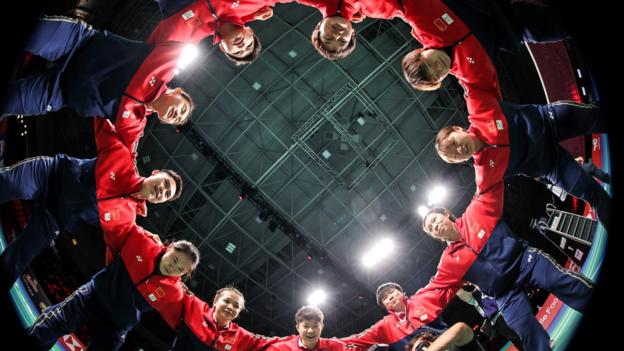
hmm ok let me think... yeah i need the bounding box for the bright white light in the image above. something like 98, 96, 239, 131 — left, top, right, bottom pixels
177, 45, 199, 70
427, 185, 447, 205
362, 238, 395, 268
417, 205, 430, 218
307, 289, 327, 306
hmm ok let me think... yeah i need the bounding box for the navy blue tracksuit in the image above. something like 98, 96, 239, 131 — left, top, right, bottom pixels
442, 0, 569, 56
464, 220, 594, 351
1, 15, 151, 118
502, 101, 610, 228
0, 155, 97, 291
26, 256, 154, 350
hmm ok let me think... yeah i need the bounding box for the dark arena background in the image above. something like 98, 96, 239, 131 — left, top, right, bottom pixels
1, 0, 619, 350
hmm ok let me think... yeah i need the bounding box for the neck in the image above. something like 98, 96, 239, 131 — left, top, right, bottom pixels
447, 224, 460, 242
213, 312, 230, 329
131, 188, 148, 201
301, 338, 319, 350
145, 99, 156, 109
472, 134, 488, 153
394, 299, 407, 314
145, 99, 162, 116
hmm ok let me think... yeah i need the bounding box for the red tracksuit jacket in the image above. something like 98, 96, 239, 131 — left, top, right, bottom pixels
267, 335, 361, 351
343, 182, 504, 348
148, 0, 291, 44
294, 0, 361, 20
340, 296, 431, 348
111, 42, 188, 152
94, 118, 144, 200
95, 117, 151, 264
465, 88, 510, 194
172, 293, 281, 350
97, 198, 187, 330
448, 34, 501, 99
407, 181, 504, 322
306, 0, 499, 98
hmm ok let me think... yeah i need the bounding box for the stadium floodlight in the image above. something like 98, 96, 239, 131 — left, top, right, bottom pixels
362, 238, 395, 268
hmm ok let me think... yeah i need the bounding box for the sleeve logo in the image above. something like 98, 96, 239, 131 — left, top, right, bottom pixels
495, 120, 504, 130
182, 10, 195, 20
441, 13, 454, 24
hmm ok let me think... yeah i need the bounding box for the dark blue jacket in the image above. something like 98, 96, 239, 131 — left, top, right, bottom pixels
92, 254, 155, 330
49, 154, 98, 233
442, 0, 522, 55
61, 30, 153, 119
464, 220, 527, 299
501, 102, 554, 179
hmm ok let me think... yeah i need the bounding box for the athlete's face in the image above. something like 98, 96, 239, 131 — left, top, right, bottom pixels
220, 26, 255, 59
155, 89, 191, 125
423, 212, 459, 241
420, 49, 451, 83
296, 320, 323, 347
438, 127, 476, 163
213, 290, 244, 323
137, 170, 177, 204
159, 247, 193, 277
319, 16, 353, 52
381, 288, 406, 312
